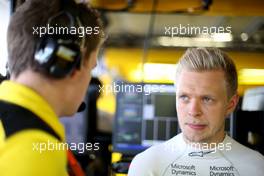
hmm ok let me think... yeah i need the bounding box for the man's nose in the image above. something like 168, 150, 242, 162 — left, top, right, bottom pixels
188, 99, 202, 118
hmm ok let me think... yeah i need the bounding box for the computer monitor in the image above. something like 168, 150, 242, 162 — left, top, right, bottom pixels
113, 83, 178, 155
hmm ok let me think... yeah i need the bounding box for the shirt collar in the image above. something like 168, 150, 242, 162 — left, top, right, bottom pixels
0, 81, 65, 141
179, 133, 230, 158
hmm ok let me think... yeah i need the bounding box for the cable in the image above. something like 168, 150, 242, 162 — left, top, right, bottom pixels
141, 0, 158, 83
139, 0, 158, 146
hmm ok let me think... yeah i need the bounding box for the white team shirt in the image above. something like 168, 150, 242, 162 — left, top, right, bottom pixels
128, 133, 264, 176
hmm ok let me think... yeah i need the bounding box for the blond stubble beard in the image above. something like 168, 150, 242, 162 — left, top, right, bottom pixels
181, 121, 225, 144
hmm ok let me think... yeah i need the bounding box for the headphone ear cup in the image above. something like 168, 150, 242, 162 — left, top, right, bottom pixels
49, 42, 82, 78
34, 2, 83, 78
34, 37, 57, 68
35, 36, 82, 78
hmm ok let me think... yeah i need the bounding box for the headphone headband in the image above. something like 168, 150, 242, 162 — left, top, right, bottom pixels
34, 0, 85, 78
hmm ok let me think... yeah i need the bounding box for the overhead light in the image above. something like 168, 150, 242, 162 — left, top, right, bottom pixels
157, 36, 226, 48
132, 67, 264, 85
238, 69, 264, 85
130, 63, 176, 83
240, 33, 249, 42
211, 33, 233, 42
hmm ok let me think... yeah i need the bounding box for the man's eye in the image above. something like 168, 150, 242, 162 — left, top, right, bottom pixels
179, 95, 189, 102
203, 97, 213, 103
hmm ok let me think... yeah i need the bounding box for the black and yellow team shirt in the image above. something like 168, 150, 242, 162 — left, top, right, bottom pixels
0, 81, 68, 176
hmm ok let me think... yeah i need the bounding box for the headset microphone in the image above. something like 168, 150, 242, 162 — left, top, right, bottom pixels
77, 102, 86, 112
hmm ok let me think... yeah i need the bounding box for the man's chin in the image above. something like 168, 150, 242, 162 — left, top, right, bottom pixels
60, 107, 78, 117
183, 132, 210, 143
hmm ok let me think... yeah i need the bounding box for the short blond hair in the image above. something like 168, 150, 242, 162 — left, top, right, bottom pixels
175, 48, 238, 98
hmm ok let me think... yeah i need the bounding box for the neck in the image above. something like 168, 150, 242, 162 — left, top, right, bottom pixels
11, 70, 68, 116
183, 130, 226, 150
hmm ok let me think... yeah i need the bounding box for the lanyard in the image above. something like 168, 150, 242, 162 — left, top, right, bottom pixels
67, 150, 85, 176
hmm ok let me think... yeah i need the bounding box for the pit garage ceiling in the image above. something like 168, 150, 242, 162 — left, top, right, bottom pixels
105, 14, 264, 50
88, 0, 264, 51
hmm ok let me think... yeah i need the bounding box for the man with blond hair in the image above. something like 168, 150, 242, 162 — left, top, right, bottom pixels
128, 48, 264, 176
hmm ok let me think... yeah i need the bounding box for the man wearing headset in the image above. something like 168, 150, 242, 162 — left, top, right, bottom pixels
0, 0, 103, 175
128, 48, 264, 176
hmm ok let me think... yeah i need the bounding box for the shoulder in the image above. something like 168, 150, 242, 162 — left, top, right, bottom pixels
0, 130, 68, 176
227, 136, 264, 158
224, 136, 264, 168
133, 134, 183, 161
128, 134, 184, 175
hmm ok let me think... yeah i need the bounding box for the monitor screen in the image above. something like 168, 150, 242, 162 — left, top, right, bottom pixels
113, 83, 178, 155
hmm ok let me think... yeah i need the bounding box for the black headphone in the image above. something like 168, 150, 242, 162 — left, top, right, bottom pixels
34, 0, 85, 78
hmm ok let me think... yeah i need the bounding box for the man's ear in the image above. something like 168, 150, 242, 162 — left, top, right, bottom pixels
226, 93, 240, 116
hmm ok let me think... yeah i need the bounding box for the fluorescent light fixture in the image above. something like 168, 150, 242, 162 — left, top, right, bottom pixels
130, 63, 176, 83
211, 33, 233, 42
157, 36, 226, 48
131, 67, 264, 85
239, 69, 264, 85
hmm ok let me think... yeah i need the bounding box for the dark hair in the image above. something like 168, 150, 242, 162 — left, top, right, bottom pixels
7, 0, 103, 77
